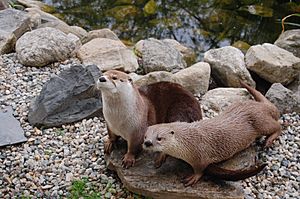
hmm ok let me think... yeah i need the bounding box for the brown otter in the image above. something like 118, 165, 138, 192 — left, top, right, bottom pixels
96, 70, 202, 168
143, 81, 281, 186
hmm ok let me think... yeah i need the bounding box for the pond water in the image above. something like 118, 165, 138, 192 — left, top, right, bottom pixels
42, 0, 300, 59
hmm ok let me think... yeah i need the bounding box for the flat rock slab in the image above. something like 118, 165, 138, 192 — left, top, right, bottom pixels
0, 106, 27, 147
105, 140, 261, 199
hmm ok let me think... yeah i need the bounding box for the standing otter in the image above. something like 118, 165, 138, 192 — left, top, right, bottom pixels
144, 81, 281, 186
96, 70, 202, 168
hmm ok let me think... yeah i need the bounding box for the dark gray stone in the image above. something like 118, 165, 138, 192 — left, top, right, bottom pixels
0, 8, 31, 54
265, 83, 300, 114
28, 64, 103, 127
0, 106, 27, 147
105, 140, 264, 199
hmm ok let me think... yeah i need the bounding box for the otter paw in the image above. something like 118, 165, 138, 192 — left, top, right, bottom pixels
154, 153, 167, 168
181, 173, 202, 187
122, 153, 136, 169
104, 139, 113, 155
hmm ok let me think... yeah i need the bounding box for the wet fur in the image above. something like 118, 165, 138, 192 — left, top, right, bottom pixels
144, 81, 281, 186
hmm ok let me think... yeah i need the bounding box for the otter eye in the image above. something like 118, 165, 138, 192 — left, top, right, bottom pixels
157, 137, 162, 141
170, 131, 174, 135
112, 76, 117, 80
128, 78, 132, 82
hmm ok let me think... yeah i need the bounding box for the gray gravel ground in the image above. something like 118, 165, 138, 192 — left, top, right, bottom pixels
0, 53, 299, 198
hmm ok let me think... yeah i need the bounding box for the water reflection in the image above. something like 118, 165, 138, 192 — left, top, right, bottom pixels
42, 0, 300, 59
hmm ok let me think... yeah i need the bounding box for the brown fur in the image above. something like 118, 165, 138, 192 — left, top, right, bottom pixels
96, 70, 202, 168
144, 81, 281, 186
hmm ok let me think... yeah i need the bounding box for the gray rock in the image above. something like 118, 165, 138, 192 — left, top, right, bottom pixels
265, 83, 300, 114
245, 43, 300, 85
28, 64, 103, 127
201, 88, 252, 113
105, 140, 253, 199
25, 8, 88, 40
0, 8, 31, 54
174, 62, 211, 95
204, 46, 255, 87
82, 28, 120, 44
77, 38, 138, 72
274, 29, 300, 58
0, 0, 9, 10
162, 39, 196, 66
0, 106, 27, 147
17, 0, 49, 9
16, 27, 81, 67
134, 71, 175, 87
134, 38, 187, 73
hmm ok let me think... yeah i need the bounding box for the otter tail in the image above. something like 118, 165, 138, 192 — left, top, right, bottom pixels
240, 80, 280, 119
239, 81, 269, 104
205, 162, 267, 181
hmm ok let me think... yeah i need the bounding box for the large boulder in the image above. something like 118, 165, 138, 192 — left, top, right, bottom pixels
174, 62, 211, 95
274, 29, 300, 58
77, 38, 138, 72
82, 28, 119, 44
25, 8, 88, 40
16, 27, 81, 67
134, 38, 187, 74
265, 83, 300, 114
245, 43, 300, 85
28, 64, 103, 127
201, 88, 252, 113
0, 8, 31, 54
162, 39, 196, 66
204, 46, 255, 87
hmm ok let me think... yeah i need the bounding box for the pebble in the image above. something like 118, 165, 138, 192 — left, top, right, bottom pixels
0, 53, 299, 198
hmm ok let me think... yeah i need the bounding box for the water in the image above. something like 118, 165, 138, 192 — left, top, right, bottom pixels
42, 0, 300, 59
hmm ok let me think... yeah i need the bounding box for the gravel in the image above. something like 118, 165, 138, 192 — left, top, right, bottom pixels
0, 53, 299, 198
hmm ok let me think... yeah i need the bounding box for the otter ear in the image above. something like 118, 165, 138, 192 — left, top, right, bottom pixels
170, 131, 175, 135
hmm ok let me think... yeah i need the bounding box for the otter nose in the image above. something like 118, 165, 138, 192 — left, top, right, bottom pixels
99, 76, 106, 82
144, 140, 153, 147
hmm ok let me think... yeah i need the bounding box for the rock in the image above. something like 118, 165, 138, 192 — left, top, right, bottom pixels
16, 27, 81, 67
134, 38, 187, 74
0, 0, 9, 10
201, 88, 252, 113
173, 62, 211, 95
134, 71, 175, 87
265, 83, 300, 114
28, 64, 103, 127
274, 29, 300, 58
232, 41, 251, 54
162, 39, 196, 66
106, 140, 251, 199
204, 46, 255, 87
0, 9, 31, 54
245, 43, 300, 85
77, 38, 138, 72
25, 8, 88, 40
82, 28, 119, 44
0, 106, 27, 147
17, 0, 50, 10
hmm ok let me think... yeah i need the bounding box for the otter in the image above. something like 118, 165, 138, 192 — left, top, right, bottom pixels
96, 70, 202, 168
143, 81, 281, 186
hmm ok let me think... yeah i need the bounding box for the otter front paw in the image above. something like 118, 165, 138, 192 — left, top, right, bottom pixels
181, 173, 202, 187
122, 153, 136, 169
104, 139, 113, 155
154, 153, 167, 168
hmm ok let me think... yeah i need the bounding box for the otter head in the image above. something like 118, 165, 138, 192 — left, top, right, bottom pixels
96, 70, 133, 94
143, 123, 178, 153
